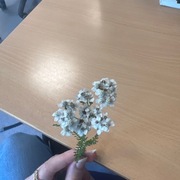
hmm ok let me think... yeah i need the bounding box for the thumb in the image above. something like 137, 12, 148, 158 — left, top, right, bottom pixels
65, 157, 87, 180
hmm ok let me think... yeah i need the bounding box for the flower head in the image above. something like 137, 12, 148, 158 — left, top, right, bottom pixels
92, 105, 102, 116
92, 78, 117, 108
58, 100, 77, 112
53, 109, 78, 136
79, 106, 93, 122
91, 113, 115, 135
75, 120, 91, 137
77, 89, 94, 105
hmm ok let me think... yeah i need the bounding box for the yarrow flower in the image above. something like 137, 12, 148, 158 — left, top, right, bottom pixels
77, 89, 94, 105
79, 106, 93, 122
91, 113, 115, 135
52, 109, 77, 136
92, 78, 117, 108
58, 100, 77, 112
52, 78, 117, 161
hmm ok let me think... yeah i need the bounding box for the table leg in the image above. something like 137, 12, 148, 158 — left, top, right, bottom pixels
0, 0, 6, 10
18, 0, 27, 18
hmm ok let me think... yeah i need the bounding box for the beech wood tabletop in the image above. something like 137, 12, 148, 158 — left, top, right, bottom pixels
0, 0, 180, 179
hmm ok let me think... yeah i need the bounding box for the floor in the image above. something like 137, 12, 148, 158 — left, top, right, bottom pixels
0, 0, 41, 43
0, 110, 41, 144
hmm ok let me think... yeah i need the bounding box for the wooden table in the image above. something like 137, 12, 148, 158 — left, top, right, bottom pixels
0, 0, 180, 179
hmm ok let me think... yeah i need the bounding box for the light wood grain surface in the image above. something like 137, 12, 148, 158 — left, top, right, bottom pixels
0, 0, 180, 179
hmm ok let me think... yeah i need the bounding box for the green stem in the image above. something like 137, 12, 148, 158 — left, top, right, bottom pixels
53, 124, 60, 127
73, 132, 99, 162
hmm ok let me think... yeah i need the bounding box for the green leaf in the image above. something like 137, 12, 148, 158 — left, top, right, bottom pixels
73, 133, 99, 162
85, 134, 98, 146
53, 124, 60, 127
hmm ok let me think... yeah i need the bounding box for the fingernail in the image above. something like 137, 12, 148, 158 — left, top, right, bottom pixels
88, 149, 96, 155
91, 149, 96, 154
76, 157, 87, 169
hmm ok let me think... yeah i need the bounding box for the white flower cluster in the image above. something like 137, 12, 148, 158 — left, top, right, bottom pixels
92, 78, 117, 108
91, 112, 115, 135
52, 78, 117, 137
77, 89, 94, 105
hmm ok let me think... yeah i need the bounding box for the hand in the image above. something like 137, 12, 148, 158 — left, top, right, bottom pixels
26, 149, 96, 180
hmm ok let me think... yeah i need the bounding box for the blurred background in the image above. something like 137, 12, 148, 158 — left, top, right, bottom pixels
0, 0, 41, 43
